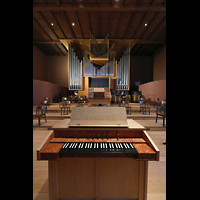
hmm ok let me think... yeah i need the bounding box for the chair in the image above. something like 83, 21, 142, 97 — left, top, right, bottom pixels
33, 105, 47, 126
44, 97, 50, 106
140, 100, 150, 115
41, 100, 48, 106
59, 97, 67, 108
124, 101, 131, 114
60, 101, 70, 115
154, 98, 159, 105
155, 104, 166, 127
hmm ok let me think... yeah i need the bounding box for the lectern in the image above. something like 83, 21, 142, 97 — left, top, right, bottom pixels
37, 107, 159, 200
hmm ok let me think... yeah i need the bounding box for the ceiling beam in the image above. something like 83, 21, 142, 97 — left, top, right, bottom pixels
33, 39, 165, 44
138, 40, 166, 44
33, 40, 61, 44
33, 5, 166, 12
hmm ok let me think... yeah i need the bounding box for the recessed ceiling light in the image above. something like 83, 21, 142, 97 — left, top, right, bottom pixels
51, 23, 54, 26
72, 23, 75, 26
145, 23, 147, 26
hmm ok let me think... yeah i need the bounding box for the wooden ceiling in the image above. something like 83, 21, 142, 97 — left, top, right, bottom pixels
33, 0, 166, 61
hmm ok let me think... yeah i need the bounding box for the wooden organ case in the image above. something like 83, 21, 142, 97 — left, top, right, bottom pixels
37, 107, 159, 200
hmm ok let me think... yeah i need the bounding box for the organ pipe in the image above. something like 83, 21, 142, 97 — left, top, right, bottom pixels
68, 43, 82, 90
116, 46, 129, 90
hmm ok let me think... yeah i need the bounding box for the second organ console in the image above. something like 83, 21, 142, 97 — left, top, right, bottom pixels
37, 107, 159, 200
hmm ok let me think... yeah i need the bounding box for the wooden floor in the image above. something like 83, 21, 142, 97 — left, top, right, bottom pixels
33, 103, 166, 200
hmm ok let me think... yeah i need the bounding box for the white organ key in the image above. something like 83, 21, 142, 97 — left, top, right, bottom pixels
130, 143, 134, 148
105, 143, 107, 148
100, 143, 102, 148
97, 143, 98, 148
109, 143, 111, 148
78, 143, 81, 148
103, 143, 105, 148
66, 143, 70, 148
81, 143, 84, 148
94, 143, 96, 148
126, 143, 130, 148
90, 143, 92, 148
74, 143, 78, 148
111, 143, 114, 148
115, 143, 118, 148
120, 143, 123, 148
69, 143, 73, 148
124, 143, 128, 148
62, 143, 67, 148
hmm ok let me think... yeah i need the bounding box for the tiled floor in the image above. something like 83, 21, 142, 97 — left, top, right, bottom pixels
33, 128, 166, 200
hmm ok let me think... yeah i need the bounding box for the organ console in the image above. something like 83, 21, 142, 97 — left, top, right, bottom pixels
37, 107, 159, 200
87, 88, 111, 106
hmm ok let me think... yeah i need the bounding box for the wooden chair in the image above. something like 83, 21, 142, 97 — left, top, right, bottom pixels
60, 101, 71, 115
124, 101, 131, 114
44, 97, 50, 106
59, 97, 67, 108
155, 104, 166, 127
33, 105, 47, 126
153, 98, 160, 106
140, 100, 150, 115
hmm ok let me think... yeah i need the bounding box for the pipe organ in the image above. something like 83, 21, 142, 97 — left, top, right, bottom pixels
116, 46, 130, 90
68, 43, 82, 90
68, 42, 130, 92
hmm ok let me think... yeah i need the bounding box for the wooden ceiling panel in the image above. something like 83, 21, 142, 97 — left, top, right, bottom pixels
51, 11, 71, 38
64, 11, 82, 38
133, 12, 154, 39
89, 11, 102, 38
77, 11, 90, 38
33, 16, 52, 41
98, 11, 110, 38
33, 0, 166, 57
41, 11, 65, 38
109, 12, 122, 38
115, 11, 133, 39
147, 16, 166, 41
129, 11, 146, 39
140, 12, 165, 41
33, 11, 58, 40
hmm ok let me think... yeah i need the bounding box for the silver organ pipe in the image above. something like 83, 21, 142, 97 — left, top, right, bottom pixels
69, 43, 82, 90
117, 46, 129, 90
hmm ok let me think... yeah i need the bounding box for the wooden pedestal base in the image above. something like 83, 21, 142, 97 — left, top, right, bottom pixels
48, 157, 148, 200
